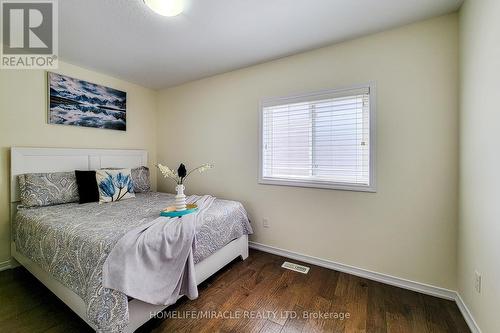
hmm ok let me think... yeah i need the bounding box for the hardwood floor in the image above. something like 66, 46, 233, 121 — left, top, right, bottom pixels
0, 250, 469, 333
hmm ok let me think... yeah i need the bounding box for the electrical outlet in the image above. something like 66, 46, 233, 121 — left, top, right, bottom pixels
474, 270, 482, 293
262, 218, 270, 228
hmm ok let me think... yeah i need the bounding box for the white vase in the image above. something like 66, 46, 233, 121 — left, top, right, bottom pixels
175, 184, 187, 211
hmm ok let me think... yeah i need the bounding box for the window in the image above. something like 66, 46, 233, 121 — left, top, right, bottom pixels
259, 84, 375, 192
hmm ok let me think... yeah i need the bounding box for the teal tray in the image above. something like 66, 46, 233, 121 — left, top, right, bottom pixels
160, 204, 198, 218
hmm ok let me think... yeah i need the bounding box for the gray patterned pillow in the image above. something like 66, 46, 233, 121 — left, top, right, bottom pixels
18, 172, 79, 208
131, 166, 151, 193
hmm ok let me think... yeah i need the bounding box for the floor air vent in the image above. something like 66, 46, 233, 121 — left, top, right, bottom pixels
281, 261, 310, 274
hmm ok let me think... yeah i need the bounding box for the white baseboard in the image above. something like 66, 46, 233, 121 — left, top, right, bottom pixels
0, 259, 12, 272
249, 241, 482, 333
455, 293, 482, 333
249, 241, 456, 300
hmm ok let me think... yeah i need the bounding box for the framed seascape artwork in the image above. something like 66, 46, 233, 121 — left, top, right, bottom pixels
47, 72, 127, 131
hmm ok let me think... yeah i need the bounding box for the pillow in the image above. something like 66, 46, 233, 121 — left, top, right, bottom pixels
18, 172, 79, 208
96, 169, 135, 203
75, 170, 99, 204
131, 166, 150, 193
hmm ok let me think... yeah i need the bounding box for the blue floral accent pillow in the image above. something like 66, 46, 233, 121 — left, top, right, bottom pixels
96, 169, 135, 203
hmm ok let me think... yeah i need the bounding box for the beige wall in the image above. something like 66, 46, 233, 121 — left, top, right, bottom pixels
458, 0, 500, 331
157, 15, 459, 289
0, 61, 158, 265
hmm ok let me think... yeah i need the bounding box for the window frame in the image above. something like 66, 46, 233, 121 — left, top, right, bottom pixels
258, 82, 377, 192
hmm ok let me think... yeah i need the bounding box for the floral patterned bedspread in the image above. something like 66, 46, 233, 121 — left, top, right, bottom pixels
14, 192, 252, 332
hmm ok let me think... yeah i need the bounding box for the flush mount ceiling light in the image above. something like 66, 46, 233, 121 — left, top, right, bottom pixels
143, 0, 185, 17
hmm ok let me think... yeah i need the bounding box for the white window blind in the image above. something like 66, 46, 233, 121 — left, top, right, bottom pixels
260, 85, 375, 191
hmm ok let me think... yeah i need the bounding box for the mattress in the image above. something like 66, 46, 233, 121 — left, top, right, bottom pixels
13, 192, 252, 332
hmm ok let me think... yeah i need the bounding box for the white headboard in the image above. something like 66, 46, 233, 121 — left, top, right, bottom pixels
10, 147, 148, 203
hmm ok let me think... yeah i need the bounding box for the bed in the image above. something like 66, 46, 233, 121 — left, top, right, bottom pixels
10, 147, 252, 332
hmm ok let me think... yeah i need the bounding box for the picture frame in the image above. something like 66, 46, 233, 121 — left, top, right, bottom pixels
47, 72, 127, 131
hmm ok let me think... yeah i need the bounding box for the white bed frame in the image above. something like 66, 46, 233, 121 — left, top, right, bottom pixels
10, 147, 249, 332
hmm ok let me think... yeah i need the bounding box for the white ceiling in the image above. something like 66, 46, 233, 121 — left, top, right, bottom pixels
59, 0, 463, 89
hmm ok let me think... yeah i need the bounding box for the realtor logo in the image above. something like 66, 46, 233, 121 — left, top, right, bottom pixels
1, 0, 58, 69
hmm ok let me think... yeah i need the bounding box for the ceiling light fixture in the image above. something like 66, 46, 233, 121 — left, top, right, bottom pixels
143, 0, 185, 17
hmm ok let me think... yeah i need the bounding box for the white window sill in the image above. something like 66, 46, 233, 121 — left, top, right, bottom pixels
258, 177, 377, 193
